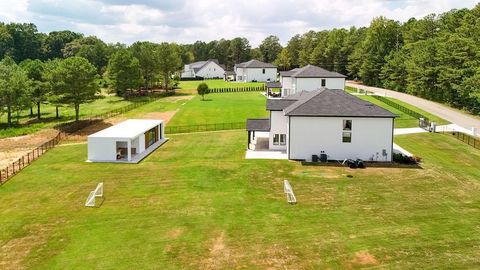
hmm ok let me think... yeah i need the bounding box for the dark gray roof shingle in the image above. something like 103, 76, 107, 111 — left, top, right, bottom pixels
235, 59, 277, 68
266, 82, 282, 88
284, 89, 397, 118
281, 65, 346, 78
246, 118, 271, 131
267, 99, 298, 111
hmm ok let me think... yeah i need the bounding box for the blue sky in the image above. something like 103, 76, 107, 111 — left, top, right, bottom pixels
0, 0, 477, 46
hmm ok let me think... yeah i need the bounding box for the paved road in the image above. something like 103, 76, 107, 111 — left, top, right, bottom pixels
347, 81, 480, 131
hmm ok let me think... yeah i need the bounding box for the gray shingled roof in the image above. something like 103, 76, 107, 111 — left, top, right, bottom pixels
266, 99, 297, 111
281, 65, 346, 78
266, 82, 282, 88
190, 59, 224, 73
246, 118, 271, 131
284, 89, 397, 118
235, 59, 277, 68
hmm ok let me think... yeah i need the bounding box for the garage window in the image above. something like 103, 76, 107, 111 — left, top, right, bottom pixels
321, 79, 326, 87
262, 68, 265, 74
280, 134, 286, 145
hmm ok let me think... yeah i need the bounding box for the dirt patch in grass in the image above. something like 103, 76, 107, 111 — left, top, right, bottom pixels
166, 228, 184, 239
201, 231, 237, 269
0, 220, 65, 270
65, 109, 181, 142
349, 250, 379, 267
0, 128, 59, 168
250, 244, 298, 269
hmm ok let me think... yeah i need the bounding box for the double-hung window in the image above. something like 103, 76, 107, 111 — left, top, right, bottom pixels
273, 134, 286, 145
321, 79, 326, 87
342, 120, 352, 143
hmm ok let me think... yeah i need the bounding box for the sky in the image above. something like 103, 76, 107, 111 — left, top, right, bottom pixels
0, 0, 477, 46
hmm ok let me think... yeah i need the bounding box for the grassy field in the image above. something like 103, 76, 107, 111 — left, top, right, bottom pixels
356, 95, 449, 128
178, 79, 264, 91
0, 95, 148, 138
1, 130, 479, 269
168, 92, 269, 126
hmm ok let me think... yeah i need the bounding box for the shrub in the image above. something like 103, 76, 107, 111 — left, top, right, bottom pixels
393, 153, 422, 164
197, 82, 210, 100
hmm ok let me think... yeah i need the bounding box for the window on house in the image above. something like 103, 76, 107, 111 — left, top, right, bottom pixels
342, 132, 352, 143
273, 134, 279, 145
343, 120, 352, 131
321, 79, 326, 87
342, 120, 352, 143
280, 134, 286, 145
262, 68, 265, 74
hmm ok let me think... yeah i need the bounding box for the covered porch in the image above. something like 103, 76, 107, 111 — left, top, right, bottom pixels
246, 118, 288, 160
265, 81, 282, 98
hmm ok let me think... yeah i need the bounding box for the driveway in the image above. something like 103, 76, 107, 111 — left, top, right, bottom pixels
347, 81, 480, 131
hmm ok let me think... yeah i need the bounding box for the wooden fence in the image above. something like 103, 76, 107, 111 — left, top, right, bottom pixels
165, 122, 246, 134
0, 132, 63, 184
0, 96, 162, 185
208, 86, 266, 93
445, 131, 480, 150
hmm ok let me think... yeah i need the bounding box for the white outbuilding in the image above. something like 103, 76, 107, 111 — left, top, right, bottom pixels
87, 119, 167, 163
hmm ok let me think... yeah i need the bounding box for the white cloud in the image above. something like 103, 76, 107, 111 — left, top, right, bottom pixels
0, 0, 477, 46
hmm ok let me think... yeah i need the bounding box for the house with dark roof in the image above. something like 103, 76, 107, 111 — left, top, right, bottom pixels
246, 88, 397, 162
181, 59, 226, 79
279, 64, 347, 97
234, 59, 277, 82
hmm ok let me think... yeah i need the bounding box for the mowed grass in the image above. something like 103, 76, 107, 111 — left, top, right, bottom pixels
356, 95, 449, 128
1, 131, 479, 269
168, 92, 269, 126
0, 95, 146, 138
178, 79, 264, 92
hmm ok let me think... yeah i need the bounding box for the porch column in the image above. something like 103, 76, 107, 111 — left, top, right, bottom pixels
247, 131, 251, 150
127, 139, 132, 161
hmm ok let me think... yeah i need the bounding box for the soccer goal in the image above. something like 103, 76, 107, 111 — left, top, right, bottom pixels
283, 180, 297, 204
85, 182, 104, 207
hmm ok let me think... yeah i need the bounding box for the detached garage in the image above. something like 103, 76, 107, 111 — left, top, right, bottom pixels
87, 119, 167, 163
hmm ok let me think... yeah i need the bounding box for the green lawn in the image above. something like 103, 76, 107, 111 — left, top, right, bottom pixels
356, 95, 449, 128
178, 79, 264, 90
1, 131, 479, 269
168, 92, 269, 126
0, 95, 148, 138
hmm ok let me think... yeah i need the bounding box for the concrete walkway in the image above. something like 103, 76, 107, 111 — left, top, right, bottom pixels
245, 150, 288, 160
347, 81, 480, 131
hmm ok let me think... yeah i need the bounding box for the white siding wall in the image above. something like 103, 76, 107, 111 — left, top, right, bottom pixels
269, 111, 288, 150
235, 67, 246, 81
282, 77, 346, 96
88, 137, 117, 161
236, 67, 277, 82
196, 62, 225, 78
289, 117, 393, 161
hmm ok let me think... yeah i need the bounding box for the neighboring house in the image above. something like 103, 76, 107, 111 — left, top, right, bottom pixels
246, 89, 396, 162
224, 70, 236, 81
279, 65, 346, 97
181, 59, 226, 79
234, 59, 277, 82
88, 119, 167, 163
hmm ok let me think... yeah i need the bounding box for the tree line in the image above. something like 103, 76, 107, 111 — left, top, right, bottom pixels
0, 4, 479, 127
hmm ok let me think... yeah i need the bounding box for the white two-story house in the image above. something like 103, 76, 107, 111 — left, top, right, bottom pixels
279, 65, 346, 97
246, 89, 396, 162
234, 59, 277, 82
181, 59, 225, 79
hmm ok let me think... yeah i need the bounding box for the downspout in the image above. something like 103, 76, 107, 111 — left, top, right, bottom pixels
391, 118, 395, 162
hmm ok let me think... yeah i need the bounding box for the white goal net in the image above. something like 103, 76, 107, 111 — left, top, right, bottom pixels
85, 182, 104, 207
283, 180, 297, 204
